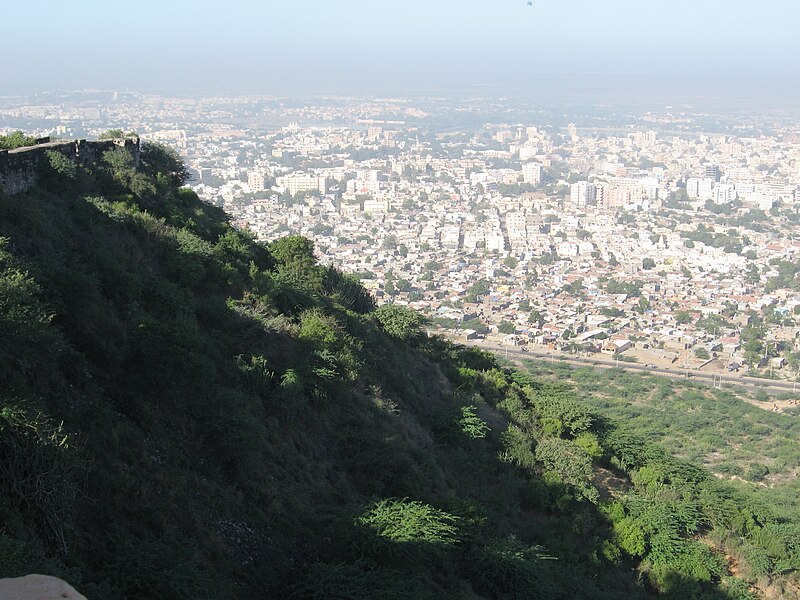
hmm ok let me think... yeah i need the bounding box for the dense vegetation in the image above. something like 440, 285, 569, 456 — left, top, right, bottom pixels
522, 360, 800, 599
0, 143, 796, 598
0, 130, 37, 150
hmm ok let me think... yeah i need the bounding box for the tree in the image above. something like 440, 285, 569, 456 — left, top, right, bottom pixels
528, 310, 545, 327
534, 437, 598, 502
0, 131, 36, 150
642, 258, 656, 270
561, 279, 584, 296
695, 314, 730, 335
539, 251, 557, 265
694, 347, 710, 360
269, 235, 317, 272
373, 305, 425, 342
358, 499, 461, 545
459, 405, 490, 439
634, 297, 651, 314
497, 321, 516, 334
140, 141, 192, 186
462, 318, 488, 334
98, 129, 126, 140
102, 148, 136, 185
44, 150, 77, 180
465, 280, 491, 303
268, 235, 325, 299
384, 269, 396, 296
402, 165, 417, 180
606, 279, 643, 296
674, 311, 693, 326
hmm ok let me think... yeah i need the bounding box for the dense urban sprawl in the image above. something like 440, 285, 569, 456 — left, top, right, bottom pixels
4, 92, 800, 381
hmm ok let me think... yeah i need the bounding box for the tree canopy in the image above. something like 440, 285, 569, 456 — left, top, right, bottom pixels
0, 131, 36, 150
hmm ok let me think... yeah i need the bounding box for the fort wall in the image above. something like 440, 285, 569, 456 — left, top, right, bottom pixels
0, 137, 140, 195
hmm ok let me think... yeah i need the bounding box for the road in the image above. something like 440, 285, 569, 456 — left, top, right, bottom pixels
459, 339, 800, 399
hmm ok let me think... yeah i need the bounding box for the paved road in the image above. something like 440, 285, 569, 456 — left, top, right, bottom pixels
463, 341, 800, 397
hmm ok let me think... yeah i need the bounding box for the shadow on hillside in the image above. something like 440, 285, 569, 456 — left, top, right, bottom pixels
0, 186, 753, 599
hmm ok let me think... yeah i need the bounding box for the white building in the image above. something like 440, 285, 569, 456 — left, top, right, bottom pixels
519, 146, 539, 161
247, 170, 267, 192
348, 178, 381, 195
570, 181, 596, 207
567, 123, 578, 141
686, 177, 714, 199
522, 162, 543, 185
279, 174, 328, 196
363, 198, 390, 213
714, 183, 736, 204
441, 224, 461, 249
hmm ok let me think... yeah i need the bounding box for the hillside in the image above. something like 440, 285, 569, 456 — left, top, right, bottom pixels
0, 140, 796, 599
521, 360, 800, 599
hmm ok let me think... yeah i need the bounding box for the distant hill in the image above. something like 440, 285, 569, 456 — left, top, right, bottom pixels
0, 138, 796, 599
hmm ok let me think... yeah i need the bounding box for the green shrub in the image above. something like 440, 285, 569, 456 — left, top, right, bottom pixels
373, 305, 425, 342
574, 431, 602, 459
745, 462, 769, 482
499, 425, 537, 470
44, 150, 77, 180
534, 437, 598, 502
0, 131, 36, 150
357, 498, 461, 545
0, 403, 84, 555
458, 405, 490, 439
463, 536, 557, 600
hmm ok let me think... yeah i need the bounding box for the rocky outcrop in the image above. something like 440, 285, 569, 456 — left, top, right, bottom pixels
0, 574, 87, 599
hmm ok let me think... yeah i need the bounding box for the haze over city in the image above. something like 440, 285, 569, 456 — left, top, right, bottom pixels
3, 0, 800, 105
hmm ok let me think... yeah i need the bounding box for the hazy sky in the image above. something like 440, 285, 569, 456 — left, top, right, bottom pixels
2, 0, 799, 97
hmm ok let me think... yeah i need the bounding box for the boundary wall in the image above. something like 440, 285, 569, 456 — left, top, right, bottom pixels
0, 137, 140, 195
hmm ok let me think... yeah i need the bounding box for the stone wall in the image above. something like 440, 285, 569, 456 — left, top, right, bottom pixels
0, 137, 140, 195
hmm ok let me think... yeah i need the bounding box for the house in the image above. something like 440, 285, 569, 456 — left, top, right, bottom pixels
601, 339, 632, 354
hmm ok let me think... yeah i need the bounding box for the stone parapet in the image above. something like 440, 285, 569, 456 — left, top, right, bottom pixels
0, 137, 140, 195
